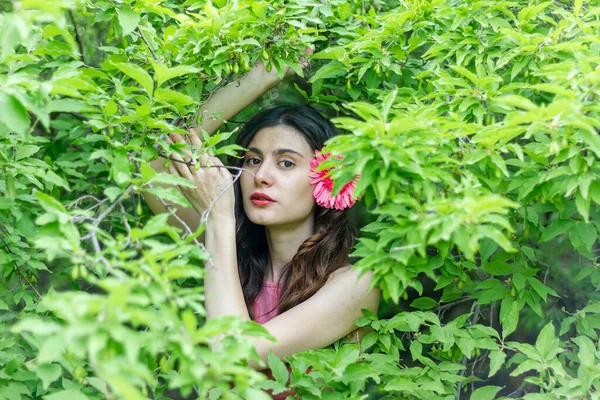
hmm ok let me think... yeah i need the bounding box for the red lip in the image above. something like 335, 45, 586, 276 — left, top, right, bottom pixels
251, 192, 275, 202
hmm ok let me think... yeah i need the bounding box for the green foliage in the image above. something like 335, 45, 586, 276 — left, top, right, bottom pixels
1, 0, 599, 399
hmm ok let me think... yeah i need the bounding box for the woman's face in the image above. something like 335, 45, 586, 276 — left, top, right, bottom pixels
239, 125, 316, 228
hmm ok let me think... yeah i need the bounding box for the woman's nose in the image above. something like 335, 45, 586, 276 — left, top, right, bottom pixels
254, 163, 273, 186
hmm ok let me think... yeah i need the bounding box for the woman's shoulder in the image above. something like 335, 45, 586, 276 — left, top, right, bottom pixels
327, 263, 375, 286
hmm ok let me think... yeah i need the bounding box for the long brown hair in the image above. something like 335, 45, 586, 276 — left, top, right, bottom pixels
229, 104, 356, 318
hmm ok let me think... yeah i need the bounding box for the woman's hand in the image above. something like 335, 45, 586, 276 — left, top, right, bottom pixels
283, 46, 314, 78
166, 132, 235, 220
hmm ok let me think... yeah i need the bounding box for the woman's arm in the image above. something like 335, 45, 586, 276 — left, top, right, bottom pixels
142, 61, 287, 233
247, 267, 380, 369
190, 60, 291, 138
202, 213, 381, 370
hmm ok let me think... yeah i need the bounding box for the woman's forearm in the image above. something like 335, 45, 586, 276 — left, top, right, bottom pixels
204, 214, 249, 320
192, 60, 282, 137
144, 62, 281, 232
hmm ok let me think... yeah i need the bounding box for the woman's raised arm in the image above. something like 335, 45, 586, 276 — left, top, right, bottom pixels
143, 60, 294, 233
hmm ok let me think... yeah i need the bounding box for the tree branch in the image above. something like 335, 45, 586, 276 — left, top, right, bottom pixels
67, 10, 85, 63
136, 27, 159, 62
0, 234, 42, 300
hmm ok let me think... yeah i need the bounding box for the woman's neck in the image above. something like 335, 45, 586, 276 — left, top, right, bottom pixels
264, 217, 314, 282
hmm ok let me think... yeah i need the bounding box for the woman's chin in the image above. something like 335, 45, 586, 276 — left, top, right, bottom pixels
246, 210, 276, 226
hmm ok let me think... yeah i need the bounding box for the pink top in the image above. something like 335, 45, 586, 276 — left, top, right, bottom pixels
250, 281, 293, 400
251, 282, 283, 324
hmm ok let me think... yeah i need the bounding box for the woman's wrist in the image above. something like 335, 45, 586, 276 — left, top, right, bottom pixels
206, 210, 236, 228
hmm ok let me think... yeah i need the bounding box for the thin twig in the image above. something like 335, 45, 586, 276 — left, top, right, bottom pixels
93, 185, 135, 228
457, 302, 482, 399
67, 195, 107, 209
82, 185, 134, 253
543, 262, 550, 285
436, 296, 474, 320
162, 154, 253, 175
119, 204, 132, 247
136, 27, 159, 62
0, 234, 42, 299
200, 167, 244, 224
67, 10, 85, 62
119, 203, 132, 233
66, 112, 89, 121
145, 183, 200, 246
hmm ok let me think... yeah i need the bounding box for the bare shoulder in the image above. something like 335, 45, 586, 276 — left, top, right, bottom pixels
328, 263, 381, 344
328, 263, 378, 292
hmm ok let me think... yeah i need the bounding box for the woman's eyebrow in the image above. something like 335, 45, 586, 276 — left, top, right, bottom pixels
247, 147, 305, 158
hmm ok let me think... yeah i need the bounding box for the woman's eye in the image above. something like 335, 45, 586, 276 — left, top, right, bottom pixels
280, 160, 295, 168
245, 157, 260, 166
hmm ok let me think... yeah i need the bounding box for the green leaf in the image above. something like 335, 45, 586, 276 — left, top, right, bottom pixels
104, 186, 122, 202
140, 163, 156, 182
332, 344, 360, 374
527, 278, 556, 302
37, 364, 62, 390
493, 94, 537, 111
267, 350, 288, 385
250, 1, 268, 18
12, 318, 62, 335
510, 359, 541, 377
476, 225, 515, 252
577, 222, 597, 253
381, 88, 397, 121
575, 190, 590, 222
148, 172, 196, 188
361, 308, 378, 320
0, 93, 30, 135
155, 88, 197, 106
310, 47, 347, 63
308, 61, 347, 83
449, 65, 480, 86
385, 377, 418, 392
409, 340, 422, 361
117, 8, 140, 36
142, 187, 190, 207
574, 0, 583, 15
409, 297, 437, 310
15, 145, 40, 161
572, 336, 595, 367
575, 127, 600, 158
488, 350, 506, 377
1, 13, 29, 61
243, 388, 271, 400
502, 299, 520, 339
340, 363, 380, 384
113, 62, 154, 95
152, 63, 200, 87
35, 192, 67, 214
579, 175, 592, 199
483, 261, 514, 276
43, 170, 71, 191
457, 337, 475, 358
111, 149, 131, 186
44, 390, 89, 400
539, 220, 572, 243
360, 331, 378, 351
471, 386, 502, 400
0, 198, 14, 209
535, 322, 555, 359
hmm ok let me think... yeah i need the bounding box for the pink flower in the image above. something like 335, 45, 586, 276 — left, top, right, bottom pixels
309, 150, 360, 210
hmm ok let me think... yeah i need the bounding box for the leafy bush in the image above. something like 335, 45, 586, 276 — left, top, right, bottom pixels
1, 0, 598, 399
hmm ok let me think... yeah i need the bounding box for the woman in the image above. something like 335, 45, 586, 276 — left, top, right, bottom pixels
145, 56, 380, 395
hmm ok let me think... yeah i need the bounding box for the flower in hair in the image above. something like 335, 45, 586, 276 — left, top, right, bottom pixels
309, 150, 360, 210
